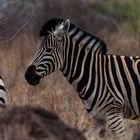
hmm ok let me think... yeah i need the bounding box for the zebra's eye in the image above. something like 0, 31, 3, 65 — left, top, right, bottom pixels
46, 47, 53, 53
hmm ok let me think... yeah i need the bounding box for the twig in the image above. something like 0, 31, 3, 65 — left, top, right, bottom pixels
0, 6, 36, 44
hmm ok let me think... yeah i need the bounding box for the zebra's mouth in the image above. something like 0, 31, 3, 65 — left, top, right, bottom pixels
26, 75, 41, 86
25, 65, 42, 86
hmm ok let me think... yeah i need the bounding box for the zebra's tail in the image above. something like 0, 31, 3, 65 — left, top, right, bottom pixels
0, 76, 6, 107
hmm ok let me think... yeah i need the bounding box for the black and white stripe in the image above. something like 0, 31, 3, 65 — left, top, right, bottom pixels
25, 18, 140, 138
0, 76, 6, 106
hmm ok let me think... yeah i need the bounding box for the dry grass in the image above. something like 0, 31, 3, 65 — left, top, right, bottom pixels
0, 0, 140, 139
0, 34, 91, 135
0, 30, 139, 140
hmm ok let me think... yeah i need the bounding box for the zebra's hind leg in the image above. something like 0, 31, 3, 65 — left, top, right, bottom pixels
106, 113, 125, 139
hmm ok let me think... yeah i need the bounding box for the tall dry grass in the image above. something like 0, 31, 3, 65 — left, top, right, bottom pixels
0, 34, 90, 135
0, 29, 139, 140
0, 1, 140, 139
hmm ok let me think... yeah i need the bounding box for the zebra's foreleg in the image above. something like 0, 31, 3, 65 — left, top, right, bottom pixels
106, 113, 125, 138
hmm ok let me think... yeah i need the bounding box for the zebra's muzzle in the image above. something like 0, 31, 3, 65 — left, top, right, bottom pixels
25, 65, 41, 86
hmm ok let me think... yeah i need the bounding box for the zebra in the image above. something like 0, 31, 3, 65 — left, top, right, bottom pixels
0, 76, 6, 107
25, 18, 140, 138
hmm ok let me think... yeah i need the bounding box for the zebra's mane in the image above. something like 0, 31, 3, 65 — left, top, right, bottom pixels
40, 18, 107, 54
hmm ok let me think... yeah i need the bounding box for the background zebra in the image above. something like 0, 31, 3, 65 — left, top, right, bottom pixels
0, 76, 6, 107
25, 18, 140, 138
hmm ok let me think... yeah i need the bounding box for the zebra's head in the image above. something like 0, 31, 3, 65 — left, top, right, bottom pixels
25, 18, 70, 85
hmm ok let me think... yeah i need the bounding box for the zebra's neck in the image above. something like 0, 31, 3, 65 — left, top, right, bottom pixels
61, 25, 106, 96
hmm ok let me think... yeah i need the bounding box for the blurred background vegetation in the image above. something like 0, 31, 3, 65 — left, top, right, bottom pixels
0, 0, 140, 55
0, 0, 140, 140
90, 0, 140, 34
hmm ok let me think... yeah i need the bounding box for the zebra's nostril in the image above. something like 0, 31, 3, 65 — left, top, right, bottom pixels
25, 65, 41, 86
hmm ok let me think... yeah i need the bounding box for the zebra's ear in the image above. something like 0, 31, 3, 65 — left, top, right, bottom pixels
54, 19, 70, 39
